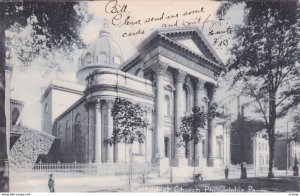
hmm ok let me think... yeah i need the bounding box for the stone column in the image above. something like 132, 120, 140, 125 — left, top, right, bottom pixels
106, 100, 114, 162
95, 100, 102, 163
87, 103, 95, 162
152, 64, 167, 160
207, 84, 219, 166
194, 79, 206, 162
174, 70, 187, 161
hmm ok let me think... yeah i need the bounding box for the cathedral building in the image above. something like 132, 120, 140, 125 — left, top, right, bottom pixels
40, 21, 230, 175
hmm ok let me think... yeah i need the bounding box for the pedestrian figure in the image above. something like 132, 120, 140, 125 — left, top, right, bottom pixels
241, 162, 247, 179
48, 173, 55, 192
293, 156, 299, 177
225, 165, 229, 179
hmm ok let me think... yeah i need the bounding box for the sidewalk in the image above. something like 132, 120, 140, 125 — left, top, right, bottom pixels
10, 172, 128, 192
9, 169, 296, 192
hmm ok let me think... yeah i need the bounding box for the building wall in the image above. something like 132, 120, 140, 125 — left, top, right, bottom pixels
41, 86, 83, 135
254, 136, 269, 170
41, 90, 52, 135
54, 99, 88, 163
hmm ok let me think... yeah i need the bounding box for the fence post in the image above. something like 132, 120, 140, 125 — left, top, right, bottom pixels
39, 160, 42, 172
74, 160, 77, 173
57, 160, 61, 172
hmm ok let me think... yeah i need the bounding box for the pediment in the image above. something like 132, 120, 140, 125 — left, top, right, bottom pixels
177, 38, 205, 56
158, 27, 223, 65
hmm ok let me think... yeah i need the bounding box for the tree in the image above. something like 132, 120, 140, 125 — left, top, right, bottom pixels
219, 1, 300, 178
0, 2, 89, 191
105, 97, 147, 189
177, 106, 206, 180
292, 114, 300, 142
176, 102, 225, 179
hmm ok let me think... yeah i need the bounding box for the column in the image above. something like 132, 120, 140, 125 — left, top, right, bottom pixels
207, 84, 218, 166
87, 103, 95, 162
95, 100, 102, 163
194, 79, 206, 162
153, 63, 167, 159
106, 100, 114, 162
174, 70, 187, 160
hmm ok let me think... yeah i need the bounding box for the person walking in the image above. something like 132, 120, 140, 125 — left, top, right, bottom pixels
225, 165, 229, 179
48, 173, 55, 192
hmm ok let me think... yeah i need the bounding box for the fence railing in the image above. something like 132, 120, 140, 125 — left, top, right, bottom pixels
10, 161, 158, 177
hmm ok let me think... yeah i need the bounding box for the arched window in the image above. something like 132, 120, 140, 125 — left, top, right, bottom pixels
65, 121, 70, 149
57, 125, 61, 138
74, 114, 84, 162
45, 103, 48, 112
183, 86, 189, 113
113, 56, 121, 65
11, 108, 20, 125
100, 52, 108, 64
164, 95, 171, 116
85, 53, 92, 65
135, 68, 143, 78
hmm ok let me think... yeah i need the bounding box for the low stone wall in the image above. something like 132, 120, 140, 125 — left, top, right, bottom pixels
9, 128, 55, 169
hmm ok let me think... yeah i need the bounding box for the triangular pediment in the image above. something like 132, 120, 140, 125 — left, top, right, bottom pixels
177, 38, 205, 56
158, 27, 223, 65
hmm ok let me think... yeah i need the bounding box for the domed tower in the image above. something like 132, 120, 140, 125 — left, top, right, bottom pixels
76, 19, 124, 85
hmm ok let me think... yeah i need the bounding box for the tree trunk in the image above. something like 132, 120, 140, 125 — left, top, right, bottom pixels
0, 8, 9, 192
268, 92, 277, 178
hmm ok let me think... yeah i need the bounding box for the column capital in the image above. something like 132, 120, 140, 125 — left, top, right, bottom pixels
151, 63, 168, 75
196, 79, 206, 90
206, 83, 217, 101
95, 99, 101, 109
106, 99, 114, 108
175, 70, 187, 84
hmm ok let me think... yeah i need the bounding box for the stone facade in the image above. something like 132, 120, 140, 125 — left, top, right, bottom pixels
41, 22, 230, 175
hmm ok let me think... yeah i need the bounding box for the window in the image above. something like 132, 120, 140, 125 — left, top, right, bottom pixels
11, 108, 20, 125
45, 103, 48, 112
183, 86, 189, 113
85, 53, 92, 65
65, 121, 70, 149
217, 140, 222, 158
135, 68, 143, 78
57, 126, 61, 138
100, 52, 108, 64
113, 56, 121, 65
164, 137, 169, 158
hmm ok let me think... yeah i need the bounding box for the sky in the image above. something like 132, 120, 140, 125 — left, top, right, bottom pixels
7, 0, 268, 131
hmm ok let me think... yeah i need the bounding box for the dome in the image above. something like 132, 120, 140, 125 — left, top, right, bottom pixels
76, 19, 124, 84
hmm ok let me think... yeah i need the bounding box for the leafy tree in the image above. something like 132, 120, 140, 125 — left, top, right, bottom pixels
105, 97, 147, 189
231, 116, 265, 164
176, 102, 226, 179
292, 115, 300, 142
0, 2, 89, 191
105, 98, 147, 145
219, 1, 300, 178
178, 107, 206, 160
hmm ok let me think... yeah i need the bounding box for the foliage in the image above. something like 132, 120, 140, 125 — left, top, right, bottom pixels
219, 0, 300, 178
292, 115, 300, 142
105, 98, 147, 145
0, 2, 91, 191
3, 2, 91, 68
177, 102, 228, 146
177, 107, 207, 146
